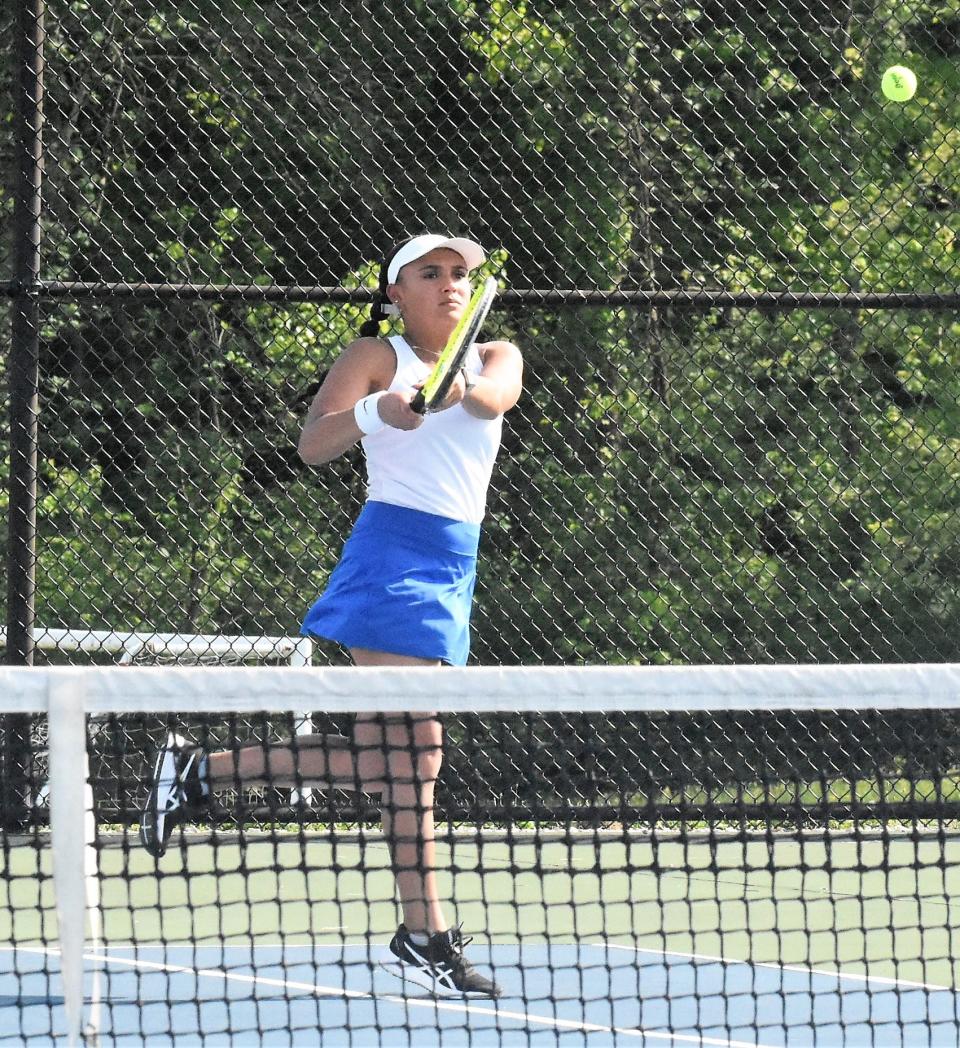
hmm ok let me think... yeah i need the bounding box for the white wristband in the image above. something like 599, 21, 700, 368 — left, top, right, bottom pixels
354, 391, 387, 435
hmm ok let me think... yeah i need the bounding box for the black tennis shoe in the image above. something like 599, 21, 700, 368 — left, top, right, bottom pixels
381, 924, 502, 998
139, 732, 209, 857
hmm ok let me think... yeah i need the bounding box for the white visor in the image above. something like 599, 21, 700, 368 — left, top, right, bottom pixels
386, 234, 486, 285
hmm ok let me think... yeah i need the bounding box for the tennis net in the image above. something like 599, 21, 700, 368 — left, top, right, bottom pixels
3, 663, 960, 1046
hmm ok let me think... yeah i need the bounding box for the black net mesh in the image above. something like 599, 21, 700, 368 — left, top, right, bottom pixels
4, 1, 960, 1042
3, 680, 960, 1045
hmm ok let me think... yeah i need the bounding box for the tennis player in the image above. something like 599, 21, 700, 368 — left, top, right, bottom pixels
140, 234, 523, 1000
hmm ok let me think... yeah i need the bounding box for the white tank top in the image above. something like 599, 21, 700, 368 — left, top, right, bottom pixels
360, 336, 505, 525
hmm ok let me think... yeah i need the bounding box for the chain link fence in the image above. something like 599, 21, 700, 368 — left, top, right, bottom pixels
4, 2, 960, 820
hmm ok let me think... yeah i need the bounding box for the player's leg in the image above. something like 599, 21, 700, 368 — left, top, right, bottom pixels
202, 728, 388, 793
353, 709, 446, 935
138, 649, 432, 855
347, 647, 500, 998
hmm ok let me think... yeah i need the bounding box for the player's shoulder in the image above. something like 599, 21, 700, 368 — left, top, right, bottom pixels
479, 339, 522, 362
330, 336, 397, 388
341, 336, 396, 361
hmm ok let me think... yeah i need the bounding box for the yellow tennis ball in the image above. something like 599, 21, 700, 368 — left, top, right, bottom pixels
881, 65, 917, 102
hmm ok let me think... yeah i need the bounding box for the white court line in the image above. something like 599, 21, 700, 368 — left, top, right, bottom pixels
11, 945, 776, 1048
7, 940, 957, 995
592, 942, 958, 994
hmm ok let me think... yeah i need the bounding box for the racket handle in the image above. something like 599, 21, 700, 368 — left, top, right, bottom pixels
410, 389, 426, 414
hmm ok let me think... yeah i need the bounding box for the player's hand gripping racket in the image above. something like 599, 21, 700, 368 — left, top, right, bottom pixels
410, 277, 498, 414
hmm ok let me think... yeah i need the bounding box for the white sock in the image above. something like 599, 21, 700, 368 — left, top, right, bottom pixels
409, 931, 430, 946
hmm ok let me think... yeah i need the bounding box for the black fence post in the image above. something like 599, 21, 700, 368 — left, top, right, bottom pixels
4, 0, 45, 831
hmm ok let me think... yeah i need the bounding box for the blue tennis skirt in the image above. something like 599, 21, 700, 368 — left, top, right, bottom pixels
301, 501, 481, 665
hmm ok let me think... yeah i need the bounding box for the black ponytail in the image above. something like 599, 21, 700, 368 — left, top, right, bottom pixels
358, 235, 419, 338
358, 295, 389, 338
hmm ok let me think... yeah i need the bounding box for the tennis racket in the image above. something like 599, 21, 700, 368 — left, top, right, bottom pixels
410, 276, 498, 414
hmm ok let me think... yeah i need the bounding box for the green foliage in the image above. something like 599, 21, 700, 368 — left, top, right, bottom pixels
3, 0, 960, 666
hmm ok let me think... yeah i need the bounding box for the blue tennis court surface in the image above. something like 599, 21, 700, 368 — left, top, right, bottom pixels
5, 831, 960, 1044
4, 942, 959, 1046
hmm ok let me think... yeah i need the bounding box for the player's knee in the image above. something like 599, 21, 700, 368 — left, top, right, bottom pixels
385, 739, 441, 789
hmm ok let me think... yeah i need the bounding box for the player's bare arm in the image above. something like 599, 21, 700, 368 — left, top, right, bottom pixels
458, 340, 523, 420
297, 338, 423, 465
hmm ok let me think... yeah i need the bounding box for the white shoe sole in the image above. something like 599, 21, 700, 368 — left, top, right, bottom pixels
378, 955, 498, 999
140, 735, 186, 855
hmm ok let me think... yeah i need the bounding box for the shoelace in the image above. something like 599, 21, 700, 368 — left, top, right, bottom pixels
439, 925, 473, 964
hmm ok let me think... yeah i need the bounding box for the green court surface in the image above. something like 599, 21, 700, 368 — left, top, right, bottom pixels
4, 829, 959, 990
